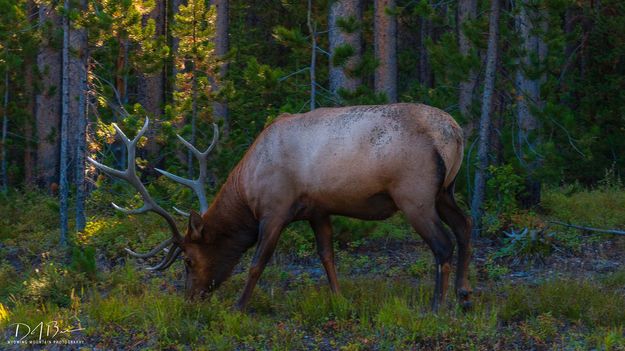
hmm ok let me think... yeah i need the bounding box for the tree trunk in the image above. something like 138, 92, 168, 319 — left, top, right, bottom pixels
515, 0, 544, 208
137, 1, 166, 157
59, 0, 71, 247
67, 0, 87, 192
171, 0, 184, 98
36, 5, 62, 190
457, 0, 477, 137
374, 0, 397, 102
329, 0, 362, 96
23, 0, 37, 187
307, 0, 316, 111
1, 67, 8, 193
470, 0, 500, 238
74, 0, 89, 232
211, 0, 229, 131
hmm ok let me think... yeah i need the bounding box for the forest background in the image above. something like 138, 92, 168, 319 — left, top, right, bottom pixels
1, 0, 625, 349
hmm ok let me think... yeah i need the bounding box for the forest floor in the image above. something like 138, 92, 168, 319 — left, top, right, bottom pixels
1, 186, 625, 350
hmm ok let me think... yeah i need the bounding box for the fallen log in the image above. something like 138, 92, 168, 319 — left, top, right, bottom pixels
549, 220, 625, 236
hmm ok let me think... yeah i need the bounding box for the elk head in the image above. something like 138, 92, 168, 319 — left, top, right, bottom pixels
88, 118, 222, 299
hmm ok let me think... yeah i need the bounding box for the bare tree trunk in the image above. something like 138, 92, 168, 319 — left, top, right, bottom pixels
515, 0, 545, 208
74, 1, 88, 232
307, 0, 317, 111
171, 0, 183, 96
138, 1, 166, 157
470, 0, 500, 238
457, 0, 477, 137
1, 67, 8, 193
59, 0, 70, 247
23, 0, 37, 187
374, 0, 397, 102
329, 0, 362, 96
36, 5, 62, 190
211, 0, 229, 131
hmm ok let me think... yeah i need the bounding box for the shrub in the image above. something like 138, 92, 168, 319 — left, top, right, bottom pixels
483, 164, 526, 235
494, 227, 559, 264
407, 258, 431, 279
70, 246, 97, 278
21, 263, 88, 307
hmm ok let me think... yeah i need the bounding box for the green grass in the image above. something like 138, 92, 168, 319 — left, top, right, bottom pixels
1, 187, 625, 349
543, 183, 625, 229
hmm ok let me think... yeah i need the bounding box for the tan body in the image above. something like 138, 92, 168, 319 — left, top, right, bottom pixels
241, 104, 462, 222
92, 103, 473, 311
196, 103, 473, 310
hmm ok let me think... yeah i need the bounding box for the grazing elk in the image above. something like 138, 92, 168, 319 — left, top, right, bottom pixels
89, 103, 473, 311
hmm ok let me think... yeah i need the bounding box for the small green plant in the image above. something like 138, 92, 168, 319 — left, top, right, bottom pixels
288, 289, 353, 327
407, 258, 431, 279
70, 246, 97, 278
484, 258, 510, 281
278, 225, 314, 258
494, 227, 558, 264
520, 312, 560, 344
22, 263, 88, 308
375, 297, 413, 331
601, 328, 625, 351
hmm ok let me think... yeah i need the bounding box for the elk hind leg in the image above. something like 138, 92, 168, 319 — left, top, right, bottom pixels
396, 198, 454, 311
436, 184, 473, 309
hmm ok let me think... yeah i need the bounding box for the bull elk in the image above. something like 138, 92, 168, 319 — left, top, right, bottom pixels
89, 103, 473, 311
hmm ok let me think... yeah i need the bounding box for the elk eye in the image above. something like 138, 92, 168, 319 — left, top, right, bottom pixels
184, 258, 193, 267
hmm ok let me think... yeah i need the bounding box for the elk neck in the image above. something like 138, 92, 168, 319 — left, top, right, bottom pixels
201, 167, 259, 260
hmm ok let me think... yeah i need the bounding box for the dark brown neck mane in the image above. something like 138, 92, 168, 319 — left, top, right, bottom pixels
201, 167, 258, 285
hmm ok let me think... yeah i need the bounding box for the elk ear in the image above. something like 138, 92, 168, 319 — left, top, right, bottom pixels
188, 210, 204, 241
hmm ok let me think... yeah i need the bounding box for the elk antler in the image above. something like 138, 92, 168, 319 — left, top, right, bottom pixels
87, 118, 183, 270
155, 123, 219, 215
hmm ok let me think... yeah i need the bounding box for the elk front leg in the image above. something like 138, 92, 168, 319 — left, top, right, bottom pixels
310, 215, 340, 293
235, 217, 284, 311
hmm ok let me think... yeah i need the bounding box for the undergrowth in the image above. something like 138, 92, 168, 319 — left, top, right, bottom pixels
1, 185, 624, 349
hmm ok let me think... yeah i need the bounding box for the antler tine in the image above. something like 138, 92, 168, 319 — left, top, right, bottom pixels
147, 246, 183, 271
173, 206, 191, 217
86, 157, 125, 179
204, 123, 220, 156
125, 238, 173, 258
111, 117, 149, 147
111, 202, 151, 215
88, 117, 183, 261
155, 123, 219, 214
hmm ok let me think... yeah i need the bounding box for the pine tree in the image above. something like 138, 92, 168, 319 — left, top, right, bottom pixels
173, 0, 217, 177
